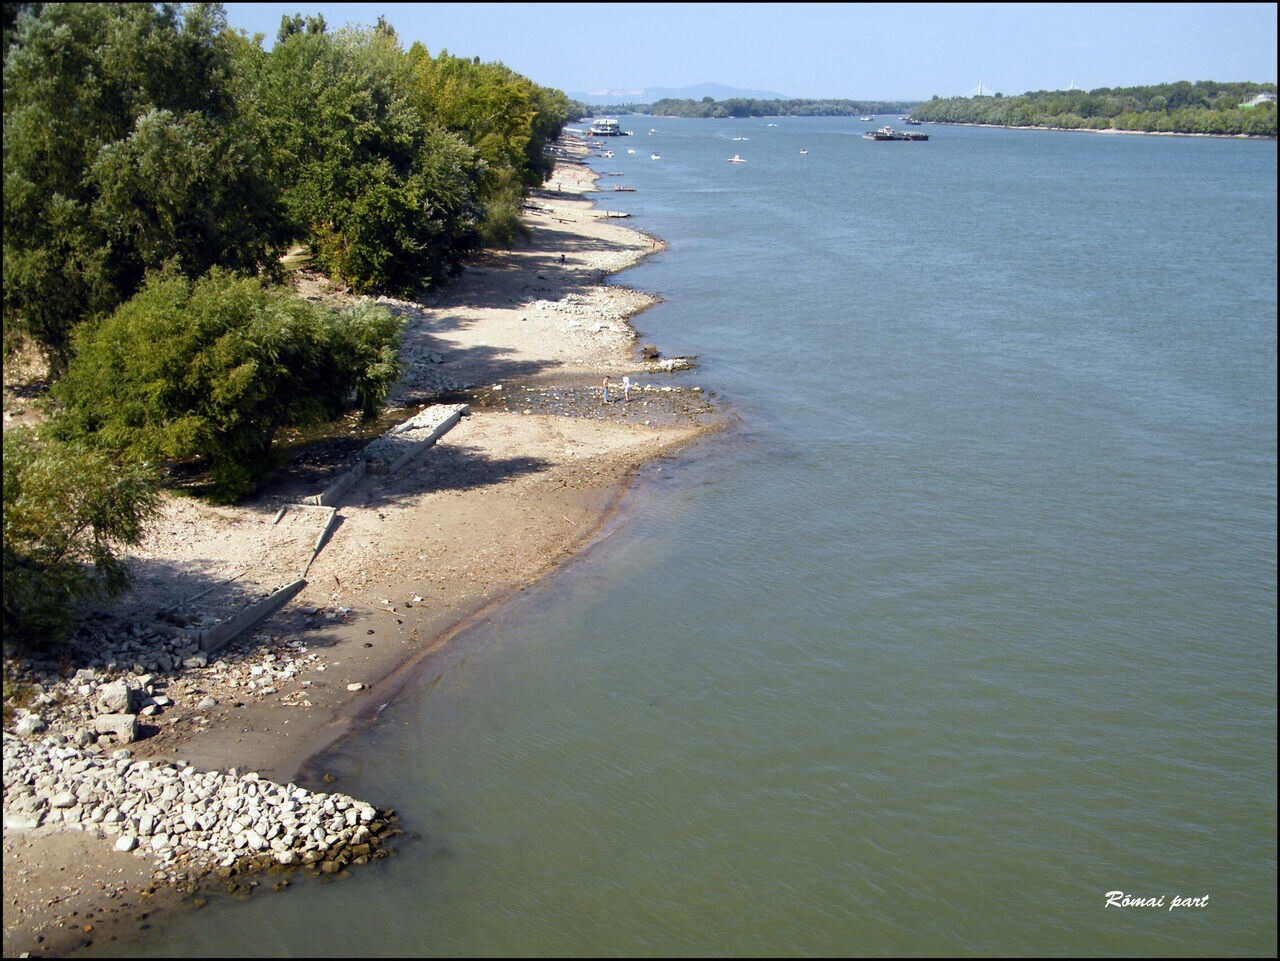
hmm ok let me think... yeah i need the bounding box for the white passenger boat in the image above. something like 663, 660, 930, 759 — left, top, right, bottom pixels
589, 117, 626, 136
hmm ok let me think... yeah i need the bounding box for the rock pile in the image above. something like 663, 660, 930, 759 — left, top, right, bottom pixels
3, 734, 397, 881
4, 616, 342, 750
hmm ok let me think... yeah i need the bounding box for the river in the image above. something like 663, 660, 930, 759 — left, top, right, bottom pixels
104, 117, 1277, 957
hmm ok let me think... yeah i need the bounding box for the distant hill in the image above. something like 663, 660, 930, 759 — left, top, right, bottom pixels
569, 82, 792, 106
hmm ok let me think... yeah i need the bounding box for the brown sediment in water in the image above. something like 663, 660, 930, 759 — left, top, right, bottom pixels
3, 134, 729, 958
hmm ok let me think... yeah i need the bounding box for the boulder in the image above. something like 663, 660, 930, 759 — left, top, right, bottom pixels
14, 714, 47, 737
94, 713, 139, 743
4, 811, 45, 830
96, 680, 136, 715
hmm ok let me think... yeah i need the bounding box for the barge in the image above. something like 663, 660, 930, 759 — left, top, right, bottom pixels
863, 125, 929, 141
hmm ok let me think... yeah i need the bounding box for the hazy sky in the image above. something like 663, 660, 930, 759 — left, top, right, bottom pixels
221, 2, 1278, 101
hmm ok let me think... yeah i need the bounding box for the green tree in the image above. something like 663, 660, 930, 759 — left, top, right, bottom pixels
249, 25, 481, 291
3, 2, 291, 366
276, 11, 325, 41
3, 427, 158, 646
52, 268, 404, 502
404, 44, 573, 245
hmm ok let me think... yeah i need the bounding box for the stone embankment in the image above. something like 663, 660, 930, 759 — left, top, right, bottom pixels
4, 733, 397, 882
3, 604, 399, 890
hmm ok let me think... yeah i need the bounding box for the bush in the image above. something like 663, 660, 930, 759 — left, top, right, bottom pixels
479, 187, 532, 248
52, 267, 403, 502
3, 428, 158, 646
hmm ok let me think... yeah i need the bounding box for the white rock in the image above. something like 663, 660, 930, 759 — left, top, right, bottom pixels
14, 715, 46, 737
4, 812, 44, 830
96, 681, 135, 714
94, 714, 138, 743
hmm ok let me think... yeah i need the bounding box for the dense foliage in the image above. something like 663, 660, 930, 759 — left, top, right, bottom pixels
3, 427, 159, 644
240, 24, 481, 292
404, 45, 577, 247
646, 97, 918, 118
50, 268, 404, 502
4, 3, 575, 361
910, 81, 1277, 136
3, 2, 292, 366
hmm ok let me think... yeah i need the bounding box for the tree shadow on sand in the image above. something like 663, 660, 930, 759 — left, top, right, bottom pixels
341, 443, 552, 511
415, 229, 653, 312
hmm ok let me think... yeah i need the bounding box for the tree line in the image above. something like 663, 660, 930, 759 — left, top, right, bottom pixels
909, 81, 1277, 136
3, 3, 576, 645
602, 97, 918, 118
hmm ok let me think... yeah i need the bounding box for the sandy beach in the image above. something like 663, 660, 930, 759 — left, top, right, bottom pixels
2, 139, 723, 956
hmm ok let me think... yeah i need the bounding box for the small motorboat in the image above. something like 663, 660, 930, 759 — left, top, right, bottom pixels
728, 154, 746, 163
799, 148, 808, 154
650, 153, 661, 160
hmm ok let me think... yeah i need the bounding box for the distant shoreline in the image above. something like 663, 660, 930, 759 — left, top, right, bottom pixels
920, 120, 1277, 141
582, 114, 1276, 139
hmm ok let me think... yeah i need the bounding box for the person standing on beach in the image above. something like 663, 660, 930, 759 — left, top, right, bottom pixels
602, 376, 610, 404
622, 375, 631, 402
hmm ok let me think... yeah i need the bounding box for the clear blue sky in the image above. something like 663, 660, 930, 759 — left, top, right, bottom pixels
221, 2, 1278, 101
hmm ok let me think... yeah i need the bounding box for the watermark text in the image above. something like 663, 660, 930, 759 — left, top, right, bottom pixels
1104, 891, 1209, 911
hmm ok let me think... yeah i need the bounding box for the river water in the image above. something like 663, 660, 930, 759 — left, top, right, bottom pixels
105, 118, 1276, 956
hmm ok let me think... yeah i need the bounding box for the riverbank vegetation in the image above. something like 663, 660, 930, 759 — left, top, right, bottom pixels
910, 81, 1277, 136
2, 2, 576, 645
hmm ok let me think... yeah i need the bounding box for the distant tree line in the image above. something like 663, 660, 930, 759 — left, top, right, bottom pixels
641, 97, 919, 118
910, 81, 1276, 136
2, 2, 576, 644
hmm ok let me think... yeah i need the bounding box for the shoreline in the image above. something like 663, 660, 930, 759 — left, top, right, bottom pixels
294, 418, 721, 787
3, 137, 726, 957
919, 119, 1277, 140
